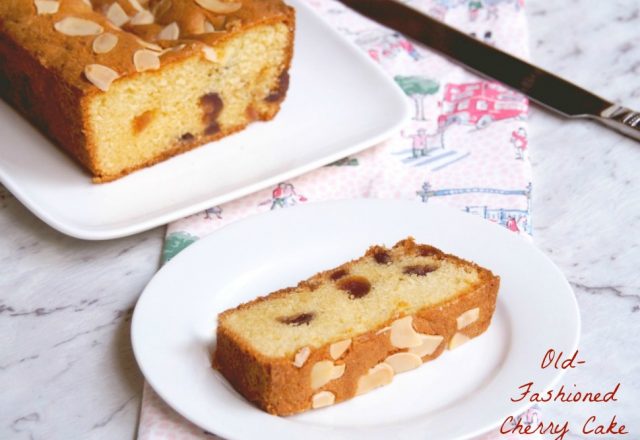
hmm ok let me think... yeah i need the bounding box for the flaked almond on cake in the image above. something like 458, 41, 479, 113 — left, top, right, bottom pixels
0, 0, 294, 182
214, 237, 500, 415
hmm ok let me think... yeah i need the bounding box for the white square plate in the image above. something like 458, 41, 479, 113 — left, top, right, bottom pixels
0, 0, 410, 240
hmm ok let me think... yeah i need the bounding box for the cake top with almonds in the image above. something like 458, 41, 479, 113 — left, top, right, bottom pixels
0, 0, 292, 92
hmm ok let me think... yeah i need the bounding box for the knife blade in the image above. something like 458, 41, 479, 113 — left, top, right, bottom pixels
339, 0, 640, 141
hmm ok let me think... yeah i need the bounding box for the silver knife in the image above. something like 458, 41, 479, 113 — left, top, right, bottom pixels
339, 0, 640, 141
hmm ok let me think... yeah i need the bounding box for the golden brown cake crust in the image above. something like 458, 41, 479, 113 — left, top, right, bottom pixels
213, 238, 500, 416
0, 0, 295, 181
0, 27, 95, 171
0, 0, 293, 93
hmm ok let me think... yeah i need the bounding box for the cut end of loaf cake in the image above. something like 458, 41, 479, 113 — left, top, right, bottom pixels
218, 238, 499, 358
86, 22, 292, 181
220, 238, 490, 358
214, 237, 500, 415
0, 0, 294, 182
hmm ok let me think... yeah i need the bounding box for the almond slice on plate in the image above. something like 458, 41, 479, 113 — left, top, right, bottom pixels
92, 33, 118, 54
128, 0, 145, 12
310, 360, 344, 389
355, 362, 394, 395
34, 0, 60, 15
389, 316, 422, 348
203, 20, 215, 32
384, 352, 422, 373
133, 49, 161, 72
106, 2, 130, 27
408, 334, 443, 357
84, 64, 119, 91
152, 0, 172, 17
449, 332, 470, 350
456, 308, 480, 330
292, 346, 310, 368
195, 0, 242, 14
201, 46, 218, 62
130, 10, 154, 25
162, 43, 186, 55
329, 339, 351, 360
54, 17, 103, 36
135, 37, 163, 52
157, 22, 179, 40
311, 391, 335, 409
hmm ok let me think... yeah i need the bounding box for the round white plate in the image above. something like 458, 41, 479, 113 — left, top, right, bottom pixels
132, 199, 580, 440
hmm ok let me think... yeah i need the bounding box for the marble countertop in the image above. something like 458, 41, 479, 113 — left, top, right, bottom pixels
1, 1, 639, 438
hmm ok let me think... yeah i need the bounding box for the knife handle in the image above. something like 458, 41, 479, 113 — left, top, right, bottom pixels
595, 105, 640, 141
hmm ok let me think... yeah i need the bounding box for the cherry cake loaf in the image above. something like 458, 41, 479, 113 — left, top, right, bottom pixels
214, 237, 500, 415
0, 0, 294, 182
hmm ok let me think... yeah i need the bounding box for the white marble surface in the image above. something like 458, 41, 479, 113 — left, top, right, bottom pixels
1, 1, 639, 438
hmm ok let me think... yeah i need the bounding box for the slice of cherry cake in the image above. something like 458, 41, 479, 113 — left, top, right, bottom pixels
213, 237, 499, 415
